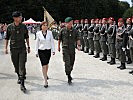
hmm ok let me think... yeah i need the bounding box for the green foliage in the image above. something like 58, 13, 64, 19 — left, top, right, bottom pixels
0, 0, 130, 23
123, 7, 133, 18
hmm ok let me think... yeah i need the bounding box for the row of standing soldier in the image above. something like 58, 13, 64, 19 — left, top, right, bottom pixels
73, 17, 133, 74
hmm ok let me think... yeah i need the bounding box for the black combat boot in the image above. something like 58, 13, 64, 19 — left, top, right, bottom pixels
117, 62, 122, 69
93, 53, 100, 58
20, 79, 27, 93
100, 55, 107, 61
129, 70, 133, 74
107, 59, 112, 64
17, 73, 21, 84
89, 50, 94, 55
102, 55, 107, 61
84, 48, 89, 53
126, 58, 132, 64
110, 58, 116, 65
67, 74, 72, 85
120, 63, 126, 70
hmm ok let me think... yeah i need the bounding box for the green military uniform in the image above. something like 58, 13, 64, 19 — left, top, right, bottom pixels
58, 27, 80, 75
116, 26, 128, 69
93, 24, 101, 58
82, 23, 89, 53
125, 25, 132, 64
5, 23, 29, 79
99, 24, 108, 61
106, 24, 116, 64
88, 24, 95, 55
79, 23, 85, 51
128, 29, 133, 62
128, 28, 133, 74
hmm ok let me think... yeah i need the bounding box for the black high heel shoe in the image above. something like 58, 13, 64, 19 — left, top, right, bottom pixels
44, 84, 48, 88
44, 82, 48, 88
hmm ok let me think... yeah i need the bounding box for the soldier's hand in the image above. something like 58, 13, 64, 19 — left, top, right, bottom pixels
36, 54, 39, 57
122, 48, 125, 51
53, 52, 55, 55
27, 47, 31, 53
5, 49, 8, 54
58, 47, 60, 52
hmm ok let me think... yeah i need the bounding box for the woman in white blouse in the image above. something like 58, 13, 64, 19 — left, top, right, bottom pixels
35, 21, 55, 88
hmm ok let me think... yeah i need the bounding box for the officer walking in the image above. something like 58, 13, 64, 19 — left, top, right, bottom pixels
5, 11, 30, 93
88, 19, 95, 55
99, 18, 108, 61
58, 17, 81, 85
116, 18, 128, 70
106, 17, 116, 65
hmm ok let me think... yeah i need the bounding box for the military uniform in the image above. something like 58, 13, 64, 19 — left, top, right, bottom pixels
128, 28, 133, 62
88, 23, 95, 55
5, 23, 29, 79
125, 18, 132, 64
99, 23, 108, 61
93, 23, 101, 58
116, 18, 128, 70
58, 27, 80, 76
5, 11, 29, 93
82, 20, 89, 53
79, 19, 85, 51
106, 17, 116, 65
128, 27, 133, 74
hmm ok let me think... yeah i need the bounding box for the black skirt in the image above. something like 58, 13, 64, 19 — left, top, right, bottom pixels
38, 49, 51, 66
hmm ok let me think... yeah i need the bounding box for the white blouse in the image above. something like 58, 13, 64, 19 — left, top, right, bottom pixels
35, 30, 55, 54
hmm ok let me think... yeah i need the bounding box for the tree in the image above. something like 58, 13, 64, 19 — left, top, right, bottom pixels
123, 7, 133, 18
0, 0, 130, 23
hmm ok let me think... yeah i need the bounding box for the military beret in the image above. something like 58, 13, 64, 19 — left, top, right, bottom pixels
102, 18, 108, 21
85, 19, 88, 21
80, 19, 84, 21
65, 17, 73, 23
91, 19, 95, 21
12, 11, 22, 17
118, 18, 124, 22
108, 17, 114, 21
126, 18, 131, 21
95, 18, 99, 21
74, 20, 79, 23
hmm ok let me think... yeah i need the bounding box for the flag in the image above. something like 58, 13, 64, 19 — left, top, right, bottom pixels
43, 7, 55, 28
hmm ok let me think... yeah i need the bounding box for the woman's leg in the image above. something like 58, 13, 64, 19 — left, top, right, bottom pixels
42, 65, 48, 85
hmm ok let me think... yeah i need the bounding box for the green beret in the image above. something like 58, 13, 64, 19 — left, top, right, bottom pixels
65, 17, 73, 23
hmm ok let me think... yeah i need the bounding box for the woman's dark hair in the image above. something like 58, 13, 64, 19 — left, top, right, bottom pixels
40, 21, 48, 30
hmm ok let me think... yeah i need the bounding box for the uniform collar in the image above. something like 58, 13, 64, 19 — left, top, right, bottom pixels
13, 22, 22, 27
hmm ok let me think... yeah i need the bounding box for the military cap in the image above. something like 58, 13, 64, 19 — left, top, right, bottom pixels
75, 20, 79, 23
65, 17, 73, 23
118, 18, 124, 22
95, 18, 99, 21
12, 11, 22, 17
85, 19, 88, 21
126, 18, 131, 21
102, 18, 108, 21
108, 17, 114, 21
91, 19, 95, 21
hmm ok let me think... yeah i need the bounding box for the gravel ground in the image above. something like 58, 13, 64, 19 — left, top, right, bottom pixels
0, 34, 133, 100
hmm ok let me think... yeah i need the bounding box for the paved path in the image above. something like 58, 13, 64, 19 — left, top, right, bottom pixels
0, 34, 133, 100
